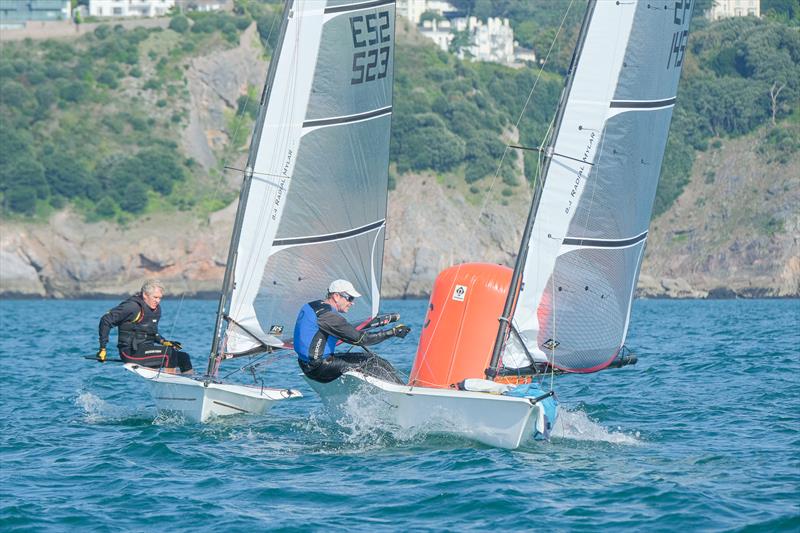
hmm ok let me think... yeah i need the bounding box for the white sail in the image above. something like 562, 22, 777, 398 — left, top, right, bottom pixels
504, 0, 693, 372
223, 0, 396, 355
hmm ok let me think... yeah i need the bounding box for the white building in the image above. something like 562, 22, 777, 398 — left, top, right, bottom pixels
464, 16, 514, 64
397, 0, 457, 25
421, 16, 516, 65
419, 18, 454, 51
89, 0, 175, 18
707, 0, 760, 20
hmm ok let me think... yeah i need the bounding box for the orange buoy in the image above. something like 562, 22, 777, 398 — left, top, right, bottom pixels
409, 263, 513, 388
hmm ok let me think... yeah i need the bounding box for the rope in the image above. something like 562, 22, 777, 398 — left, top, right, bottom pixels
411, 2, 577, 386
210, 6, 282, 206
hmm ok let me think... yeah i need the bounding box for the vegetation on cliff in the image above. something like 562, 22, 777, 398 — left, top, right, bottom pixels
0, 10, 257, 221
0, 1, 797, 224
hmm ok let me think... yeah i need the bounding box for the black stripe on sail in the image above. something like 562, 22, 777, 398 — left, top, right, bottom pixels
303, 106, 392, 129
324, 0, 395, 15
610, 97, 676, 109
563, 231, 648, 248
273, 219, 385, 247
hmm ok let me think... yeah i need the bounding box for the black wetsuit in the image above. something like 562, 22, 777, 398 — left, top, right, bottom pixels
98, 293, 192, 372
294, 300, 401, 384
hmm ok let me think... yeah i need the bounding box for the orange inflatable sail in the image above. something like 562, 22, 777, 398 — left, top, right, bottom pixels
409, 263, 513, 388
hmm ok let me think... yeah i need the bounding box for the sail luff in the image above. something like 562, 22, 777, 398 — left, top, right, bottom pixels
206, 0, 295, 376
487, 0, 598, 377
221, 0, 396, 356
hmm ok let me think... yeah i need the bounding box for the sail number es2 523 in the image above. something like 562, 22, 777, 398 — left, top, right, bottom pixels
350, 11, 391, 85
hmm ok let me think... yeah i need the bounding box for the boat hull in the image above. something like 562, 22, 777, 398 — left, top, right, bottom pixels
124, 364, 302, 422
305, 371, 556, 449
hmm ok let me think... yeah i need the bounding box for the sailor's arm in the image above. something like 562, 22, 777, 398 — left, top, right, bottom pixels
318, 311, 409, 347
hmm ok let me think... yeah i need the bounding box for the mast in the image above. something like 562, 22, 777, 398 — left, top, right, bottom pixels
486, 0, 598, 378
206, 0, 294, 377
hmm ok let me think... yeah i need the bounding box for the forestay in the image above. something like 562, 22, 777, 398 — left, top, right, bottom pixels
503, 0, 693, 372
222, 0, 396, 356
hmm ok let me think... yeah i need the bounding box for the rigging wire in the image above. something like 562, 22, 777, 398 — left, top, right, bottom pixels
411, 1, 577, 386
164, 10, 284, 349
474, 0, 576, 226
209, 8, 282, 207
220, 0, 300, 358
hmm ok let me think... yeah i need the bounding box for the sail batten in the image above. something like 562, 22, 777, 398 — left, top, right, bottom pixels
562, 231, 648, 249
500, 0, 693, 373
272, 219, 386, 247
303, 106, 392, 128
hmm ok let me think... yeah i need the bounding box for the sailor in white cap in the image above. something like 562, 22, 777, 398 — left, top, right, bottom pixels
293, 279, 411, 383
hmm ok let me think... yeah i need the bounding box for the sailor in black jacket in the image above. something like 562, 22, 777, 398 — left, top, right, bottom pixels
97, 279, 193, 374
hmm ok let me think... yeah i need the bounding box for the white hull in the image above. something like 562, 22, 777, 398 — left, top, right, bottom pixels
305, 371, 555, 449
125, 364, 302, 422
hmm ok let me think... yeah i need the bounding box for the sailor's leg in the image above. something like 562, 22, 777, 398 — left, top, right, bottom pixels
336, 353, 403, 384
168, 348, 193, 374
120, 343, 171, 371
298, 357, 347, 383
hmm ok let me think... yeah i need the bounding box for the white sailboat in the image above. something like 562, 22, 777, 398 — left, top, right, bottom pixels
125, 0, 399, 421
307, 0, 694, 448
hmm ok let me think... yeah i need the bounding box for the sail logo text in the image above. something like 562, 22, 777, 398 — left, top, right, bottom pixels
272, 149, 292, 221
565, 131, 595, 214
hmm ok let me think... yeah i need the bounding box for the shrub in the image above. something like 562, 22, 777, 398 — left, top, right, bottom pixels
169, 15, 190, 33
119, 181, 148, 213
94, 196, 119, 218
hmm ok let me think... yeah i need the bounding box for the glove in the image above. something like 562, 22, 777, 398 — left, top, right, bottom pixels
161, 339, 183, 350
390, 324, 411, 339
366, 313, 401, 329
97, 347, 107, 362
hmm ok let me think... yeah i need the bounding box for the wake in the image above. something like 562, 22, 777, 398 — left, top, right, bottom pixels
552, 407, 641, 445
74, 391, 157, 424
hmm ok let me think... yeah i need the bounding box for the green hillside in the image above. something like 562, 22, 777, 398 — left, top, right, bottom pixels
1, 1, 798, 222
0, 5, 279, 221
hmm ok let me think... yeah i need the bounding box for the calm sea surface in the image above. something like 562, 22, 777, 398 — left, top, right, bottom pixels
1, 298, 798, 531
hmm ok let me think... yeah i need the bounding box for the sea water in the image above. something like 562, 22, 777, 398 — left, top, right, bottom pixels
0, 298, 798, 531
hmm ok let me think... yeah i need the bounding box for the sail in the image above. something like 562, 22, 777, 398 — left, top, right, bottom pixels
223, 0, 396, 355
503, 0, 693, 372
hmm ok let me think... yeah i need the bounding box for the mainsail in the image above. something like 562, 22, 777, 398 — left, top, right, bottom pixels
499, 0, 693, 373
213, 0, 396, 360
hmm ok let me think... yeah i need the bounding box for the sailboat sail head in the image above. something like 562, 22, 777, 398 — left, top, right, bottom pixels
503, 0, 693, 373
222, 0, 396, 356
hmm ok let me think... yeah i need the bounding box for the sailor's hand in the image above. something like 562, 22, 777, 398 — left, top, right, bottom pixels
161, 339, 182, 350
96, 348, 107, 362
366, 313, 401, 329
390, 324, 411, 339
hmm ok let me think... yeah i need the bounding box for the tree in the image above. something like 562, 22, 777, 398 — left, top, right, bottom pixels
119, 181, 148, 213
449, 29, 473, 57
169, 15, 190, 33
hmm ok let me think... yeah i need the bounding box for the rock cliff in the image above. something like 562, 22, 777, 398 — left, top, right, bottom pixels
1, 25, 797, 300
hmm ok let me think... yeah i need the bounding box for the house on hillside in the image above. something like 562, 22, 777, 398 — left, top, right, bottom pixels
421, 15, 515, 65
0, 0, 71, 29
175, 0, 230, 12
89, 0, 174, 18
397, 0, 457, 25
463, 16, 514, 64
419, 17, 454, 52
707, 0, 760, 20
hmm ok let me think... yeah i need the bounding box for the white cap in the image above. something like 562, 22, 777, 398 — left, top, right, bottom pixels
328, 279, 361, 298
